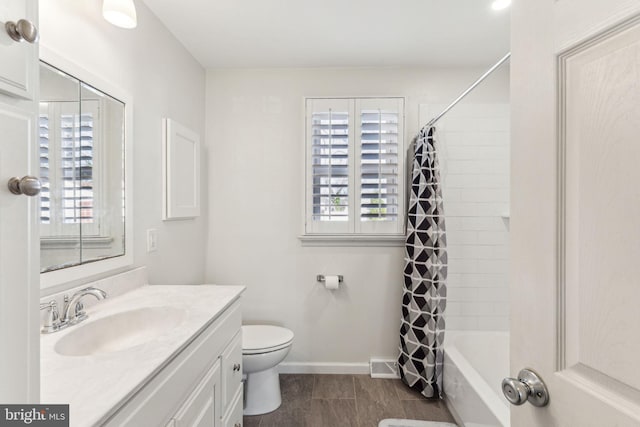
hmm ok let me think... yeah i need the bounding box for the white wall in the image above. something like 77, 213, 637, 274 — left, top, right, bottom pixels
421, 103, 510, 331
205, 67, 509, 367
39, 1, 207, 286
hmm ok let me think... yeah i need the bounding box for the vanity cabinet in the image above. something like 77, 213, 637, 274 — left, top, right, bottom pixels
104, 300, 243, 427
220, 332, 243, 427
168, 331, 243, 427
168, 360, 221, 427
221, 332, 243, 414
221, 387, 244, 427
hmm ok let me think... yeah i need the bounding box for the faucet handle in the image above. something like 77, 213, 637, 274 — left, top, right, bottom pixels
39, 300, 56, 314
63, 294, 85, 325
73, 301, 88, 323
39, 300, 67, 334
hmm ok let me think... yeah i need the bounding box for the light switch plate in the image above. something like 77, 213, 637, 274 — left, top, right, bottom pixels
146, 229, 158, 252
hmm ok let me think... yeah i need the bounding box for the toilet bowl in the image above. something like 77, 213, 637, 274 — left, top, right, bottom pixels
242, 325, 294, 416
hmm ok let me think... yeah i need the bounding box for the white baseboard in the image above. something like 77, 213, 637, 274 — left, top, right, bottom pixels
278, 362, 370, 375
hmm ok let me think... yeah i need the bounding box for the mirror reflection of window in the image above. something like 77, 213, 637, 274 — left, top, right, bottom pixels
39, 100, 100, 236
39, 61, 126, 274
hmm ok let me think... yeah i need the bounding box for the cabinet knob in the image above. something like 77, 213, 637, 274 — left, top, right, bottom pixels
5, 19, 39, 43
8, 176, 41, 196
233, 363, 241, 371
234, 423, 241, 427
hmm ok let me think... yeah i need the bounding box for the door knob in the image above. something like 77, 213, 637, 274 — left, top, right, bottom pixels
8, 176, 41, 196
5, 19, 39, 43
502, 368, 549, 407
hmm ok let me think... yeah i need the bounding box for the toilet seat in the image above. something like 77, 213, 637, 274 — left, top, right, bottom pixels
242, 325, 294, 355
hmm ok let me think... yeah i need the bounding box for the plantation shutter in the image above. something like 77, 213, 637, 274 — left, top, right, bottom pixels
306, 98, 353, 234
74, 107, 96, 225
356, 98, 404, 234
40, 100, 100, 237
39, 108, 51, 224
60, 111, 80, 224
305, 97, 404, 236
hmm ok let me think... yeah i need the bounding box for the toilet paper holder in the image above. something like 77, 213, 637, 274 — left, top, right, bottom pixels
316, 275, 343, 283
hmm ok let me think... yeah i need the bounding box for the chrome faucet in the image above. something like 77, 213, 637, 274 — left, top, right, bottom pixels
62, 287, 108, 325
40, 300, 65, 334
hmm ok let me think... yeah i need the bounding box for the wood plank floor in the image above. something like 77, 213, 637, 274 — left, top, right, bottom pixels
243, 374, 456, 427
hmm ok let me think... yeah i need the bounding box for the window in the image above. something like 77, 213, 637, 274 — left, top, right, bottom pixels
39, 99, 102, 238
304, 97, 405, 241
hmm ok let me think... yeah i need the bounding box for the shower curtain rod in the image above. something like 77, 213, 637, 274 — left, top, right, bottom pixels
425, 52, 511, 128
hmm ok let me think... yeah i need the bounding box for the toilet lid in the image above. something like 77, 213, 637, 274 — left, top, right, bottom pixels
242, 325, 294, 353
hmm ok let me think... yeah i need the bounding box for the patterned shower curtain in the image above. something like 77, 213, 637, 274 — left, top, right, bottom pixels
398, 125, 448, 399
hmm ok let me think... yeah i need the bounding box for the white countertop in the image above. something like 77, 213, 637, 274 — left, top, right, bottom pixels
41, 284, 244, 427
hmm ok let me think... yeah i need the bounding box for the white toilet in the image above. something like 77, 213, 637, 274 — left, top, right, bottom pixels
242, 325, 294, 416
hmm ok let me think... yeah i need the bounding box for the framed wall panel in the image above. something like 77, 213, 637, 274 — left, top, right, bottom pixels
163, 118, 200, 220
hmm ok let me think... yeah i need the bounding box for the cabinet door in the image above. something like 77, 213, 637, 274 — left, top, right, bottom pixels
221, 331, 243, 414
172, 359, 222, 427
0, 0, 39, 403
221, 388, 243, 427
0, 100, 38, 403
0, 0, 38, 99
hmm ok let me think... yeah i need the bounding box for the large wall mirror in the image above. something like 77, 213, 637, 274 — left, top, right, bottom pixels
40, 50, 133, 292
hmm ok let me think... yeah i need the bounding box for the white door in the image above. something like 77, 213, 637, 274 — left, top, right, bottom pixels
511, 0, 640, 425
0, 0, 39, 403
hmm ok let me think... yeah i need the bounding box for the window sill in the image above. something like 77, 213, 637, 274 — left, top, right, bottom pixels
299, 234, 405, 247
41, 236, 115, 249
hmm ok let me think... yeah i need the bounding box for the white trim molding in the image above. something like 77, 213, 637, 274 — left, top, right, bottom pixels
278, 362, 370, 375
299, 234, 404, 247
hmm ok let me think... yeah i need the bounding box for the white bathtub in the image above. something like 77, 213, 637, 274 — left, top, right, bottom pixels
443, 331, 510, 427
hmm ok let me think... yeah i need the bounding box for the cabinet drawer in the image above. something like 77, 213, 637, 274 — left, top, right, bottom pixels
221, 387, 244, 427
221, 331, 243, 413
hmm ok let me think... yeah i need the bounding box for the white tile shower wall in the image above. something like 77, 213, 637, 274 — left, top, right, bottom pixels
420, 103, 510, 331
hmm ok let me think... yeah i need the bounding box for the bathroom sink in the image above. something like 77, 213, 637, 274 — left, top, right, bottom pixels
54, 306, 187, 356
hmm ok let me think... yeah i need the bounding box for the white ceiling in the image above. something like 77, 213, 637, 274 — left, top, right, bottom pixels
141, 0, 510, 69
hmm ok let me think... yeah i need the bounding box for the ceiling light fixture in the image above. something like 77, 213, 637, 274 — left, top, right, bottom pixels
491, 0, 511, 11
103, 0, 138, 29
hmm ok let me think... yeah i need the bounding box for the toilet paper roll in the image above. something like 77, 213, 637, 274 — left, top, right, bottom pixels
324, 275, 340, 290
